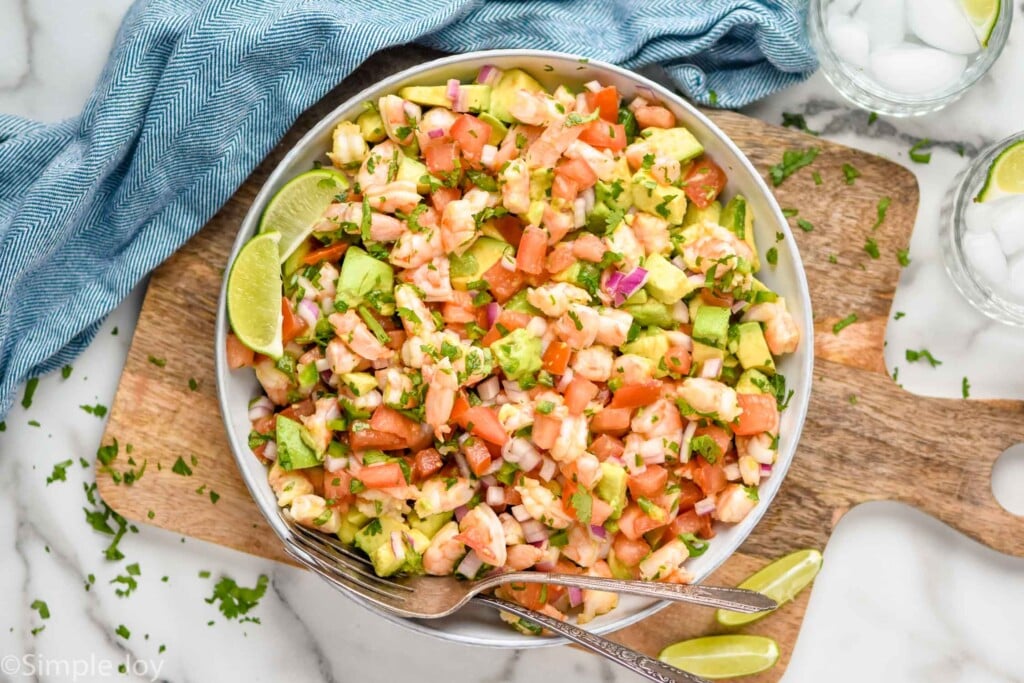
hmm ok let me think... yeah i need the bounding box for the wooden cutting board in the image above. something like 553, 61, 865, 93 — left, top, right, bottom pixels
96, 49, 1024, 681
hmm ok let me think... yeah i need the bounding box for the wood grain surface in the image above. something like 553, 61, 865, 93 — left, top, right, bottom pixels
96, 48, 1024, 681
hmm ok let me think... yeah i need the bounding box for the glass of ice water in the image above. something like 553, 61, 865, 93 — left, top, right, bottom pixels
943, 132, 1024, 326
809, 0, 1012, 116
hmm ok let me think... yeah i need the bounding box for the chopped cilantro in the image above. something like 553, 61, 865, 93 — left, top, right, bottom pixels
872, 196, 891, 230
768, 147, 820, 186
206, 575, 269, 621
172, 456, 193, 476
189, 378, 199, 391
781, 208, 798, 218
962, 376, 971, 399
842, 163, 860, 185
812, 170, 823, 186
116, 624, 130, 639
46, 459, 74, 485
905, 348, 942, 367
796, 218, 814, 232
30, 599, 50, 620
864, 237, 880, 259
781, 112, 819, 135
833, 313, 857, 334
766, 246, 778, 266
147, 355, 167, 368
61, 365, 73, 379
22, 377, 39, 408
909, 139, 932, 164
80, 403, 108, 418
896, 248, 910, 267
894, 311, 906, 320
570, 489, 593, 525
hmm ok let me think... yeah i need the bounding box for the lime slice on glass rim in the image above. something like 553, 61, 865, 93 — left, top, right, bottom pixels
975, 139, 1024, 203
259, 168, 349, 262
716, 549, 823, 627
659, 635, 780, 679
960, 0, 1000, 47
227, 231, 284, 359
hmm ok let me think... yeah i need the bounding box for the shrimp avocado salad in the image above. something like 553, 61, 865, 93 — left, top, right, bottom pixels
226, 65, 801, 631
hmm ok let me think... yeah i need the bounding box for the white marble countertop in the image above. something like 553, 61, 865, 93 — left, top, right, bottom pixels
2, 3, 1023, 681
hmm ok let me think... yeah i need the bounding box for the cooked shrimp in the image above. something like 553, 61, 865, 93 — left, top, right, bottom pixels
453, 344, 492, 386
625, 140, 653, 170
325, 337, 368, 375
638, 538, 688, 581
574, 452, 603, 489
506, 544, 544, 571
415, 107, 457, 148
526, 282, 591, 317
623, 433, 669, 466
634, 105, 675, 129
562, 524, 602, 568
254, 357, 291, 405
611, 354, 656, 386
716, 483, 757, 523
498, 402, 537, 434
414, 476, 474, 517
550, 414, 588, 463
572, 345, 614, 382
268, 463, 313, 507
364, 180, 422, 215
650, 156, 682, 186
500, 158, 530, 215
631, 212, 672, 256
378, 94, 419, 146
400, 333, 438, 369
742, 299, 800, 355
423, 358, 458, 439
553, 304, 599, 350
394, 283, 436, 337
313, 202, 405, 241
440, 199, 480, 255
737, 432, 777, 464
390, 223, 443, 269
572, 233, 606, 262
507, 90, 564, 126
326, 120, 369, 168
596, 308, 633, 347
381, 367, 416, 409
526, 117, 586, 169
677, 378, 742, 422
499, 513, 525, 546
682, 224, 754, 273
579, 561, 619, 625
516, 477, 573, 529
564, 139, 619, 181
542, 204, 574, 244
738, 455, 761, 487
604, 223, 644, 272
356, 139, 401, 190
329, 311, 393, 362
408, 256, 454, 302
289, 494, 342, 534
456, 503, 507, 567
631, 399, 683, 438
300, 397, 341, 455
423, 521, 466, 576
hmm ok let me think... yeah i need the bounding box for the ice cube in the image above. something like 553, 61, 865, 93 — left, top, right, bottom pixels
827, 0, 863, 19
828, 16, 871, 69
869, 44, 967, 95
989, 196, 1024, 256
854, 0, 906, 49
906, 0, 979, 54
963, 230, 1008, 286
1005, 256, 1024, 301
964, 200, 997, 234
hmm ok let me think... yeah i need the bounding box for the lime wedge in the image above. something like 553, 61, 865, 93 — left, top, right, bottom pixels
960, 0, 999, 47
976, 140, 1024, 203
259, 168, 349, 262
227, 232, 284, 358
659, 635, 780, 679
716, 549, 823, 627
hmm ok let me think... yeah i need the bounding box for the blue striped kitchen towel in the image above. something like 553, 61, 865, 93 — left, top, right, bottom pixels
0, 0, 816, 419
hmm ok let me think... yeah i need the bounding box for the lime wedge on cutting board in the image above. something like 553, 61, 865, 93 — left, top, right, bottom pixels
259, 168, 348, 262
659, 635, 780, 679
960, 0, 999, 47
976, 140, 1024, 203
716, 549, 823, 627
227, 232, 283, 358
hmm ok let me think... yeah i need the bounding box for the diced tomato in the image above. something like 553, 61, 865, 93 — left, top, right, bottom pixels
627, 465, 668, 499
550, 173, 579, 203
430, 186, 461, 214
584, 86, 619, 122
492, 216, 524, 249
252, 442, 269, 460
572, 233, 606, 262
618, 504, 667, 541
591, 434, 625, 461
450, 114, 492, 159
516, 226, 547, 275
693, 457, 728, 496
349, 428, 407, 451
734, 393, 780, 436
459, 406, 508, 446
608, 381, 663, 409
278, 398, 315, 421
564, 376, 599, 416
579, 120, 627, 151
386, 329, 407, 351
700, 289, 734, 308
369, 405, 421, 441
462, 439, 492, 477
302, 242, 349, 265
481, 260, 523, 304
480, 309, 533, 347
589, 407, 632, 434
281, 297, 306, 344
442, 290, 478, 324
613, 534, 651, 567
683, 158, 727, 209
697, 511, 716, 540
546, 242, 576, 274
450, 392, 470, 425
226, 333, 255, 369
634, 105, 676, 129
694, 424, 733, 459
323, 471, 353, 506
305, 467, 324, 496
502, 582, 550, 610
532, 414, 561, 450
556, 158, 598, 190
424, 141, 459, 174
590, 497, 613, 527
676, 480, 704, 510
541, 341, 571, 375
356, 462, 406, 489
406, 425, 435, 452
252, 414, 276, 435
667, 509, 702, 536
664, 346, 692, 377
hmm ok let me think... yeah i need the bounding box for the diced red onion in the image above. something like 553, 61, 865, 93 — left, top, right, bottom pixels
481, 475, 498, 488
456, 550, 483, 578
612, 267, 648, 306
476, 64, 502, 87
688, 273, 706, 286
511, 505, 531, 522
625, 454, 646, 476
390, 531, 407, 563
590, 524, 607, 539
500, 250, 517, 271
643, 448, 666, 465
539, 457, 557, 482
454, 505, 470, 523
453, 88, 470, 113
606, 455, 625, 467
724, 462, 741, 481
314, 357, 331, 373
568, 586, 584, 608
535, 559, 557, 572
518, 448, 542, 474
671, 300, 690, 324
582, 186, 595, 214
695, 496, 716, 516
628, 95, 649, 112
297, 298, 320, 330
681, 420, 698, 459
760, 464, 773, 476
528, 539, 547, 548
486, 486, 506, 507
732, 299, 748, 314
672, 255, 688, 270
666, 330, 693, 351
320, 297, 335, 315
454, 451, 471, 479
478, 376, 501, 402
262, 440, 278, 461
583, 80, 602, 93
324, 453, 348, 473
481, 144, 497, 167
485, 457, 505, 476
503, 381, 527, 403
427, 127, 445, 139
604, 270, 624, 293
575, 93, 590, 114
503, 438, 536, 464
486, 302, 502, 327
573, 197, 587, 228
521, 519, 549, 543
556, 368, 575, 391
700, 357, 723, 379
247, 396, 274, 421
320, 370, 334, 386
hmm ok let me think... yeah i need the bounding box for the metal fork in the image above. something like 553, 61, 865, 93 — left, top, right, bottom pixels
279, 513, 775, 683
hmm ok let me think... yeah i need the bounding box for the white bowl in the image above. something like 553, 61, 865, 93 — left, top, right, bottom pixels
215, 49, 814, 648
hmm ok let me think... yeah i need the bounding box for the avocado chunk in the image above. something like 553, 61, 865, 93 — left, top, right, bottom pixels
640, 126, 704, 163
631, 171, 687, 225
607, 550, 636, 579
492, 328, 543, 383
477, 112, 508, 145
409, 511, 453, 539
396, 153, 435, 194
692, 305, 731, 349
525, 200, 546, 226
691, 341, 726, 373
276, 416, 321, 470
622, 288, 648, 306
503, 289, 542, 316
356, 108, 386, 143
595, 462, 629, 520
622, 300, 674, 328
595, 179, 631, 211
732, 322, 776, 374
643, 252, 694, 304
339, 372, 378, 396
683, 199, 722, 227
401, 529, 431, 575
449, 237, 512, 290
530, 167, 554, 201
585, 201, 615, 234
354, 515, 406, 556
620, 329, 670, 372
337, 508, 370, 545
337, 246, 394, 309
398, 84, 492, 113
488, 68, 546, 124
720, 195, 759, 271
736, 368, 771, 395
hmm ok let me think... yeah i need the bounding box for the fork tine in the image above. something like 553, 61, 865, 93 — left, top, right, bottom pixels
283, 542, 415, 615
289, 532, 409, 601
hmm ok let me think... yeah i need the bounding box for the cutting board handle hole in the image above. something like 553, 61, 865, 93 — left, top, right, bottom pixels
992, 444, 1024, 516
